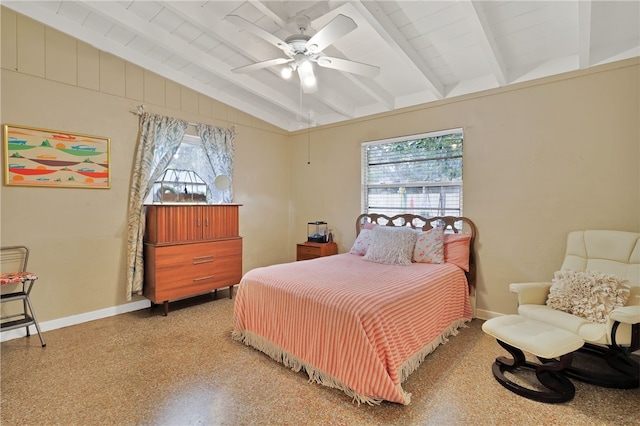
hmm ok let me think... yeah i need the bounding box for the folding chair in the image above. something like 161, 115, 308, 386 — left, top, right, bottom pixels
1, 246, 46, 347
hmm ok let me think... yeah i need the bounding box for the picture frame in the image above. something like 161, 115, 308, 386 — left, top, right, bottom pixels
3, 124, 110, 189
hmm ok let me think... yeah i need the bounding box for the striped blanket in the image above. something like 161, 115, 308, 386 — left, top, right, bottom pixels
232, 253, 472, 405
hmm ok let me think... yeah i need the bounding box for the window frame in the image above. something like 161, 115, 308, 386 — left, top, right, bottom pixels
145, 135, 213, 205
361, 128, 464, 218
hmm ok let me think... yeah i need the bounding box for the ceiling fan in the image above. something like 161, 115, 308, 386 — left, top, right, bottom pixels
226, 14, 380, 93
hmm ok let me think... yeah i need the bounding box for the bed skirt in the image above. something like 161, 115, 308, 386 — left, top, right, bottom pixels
232, 317, 469, 405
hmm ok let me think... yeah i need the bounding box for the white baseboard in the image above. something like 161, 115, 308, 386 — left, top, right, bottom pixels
468, 296, 505, 321
1, 299, 151, 342
474, 309, 504, 321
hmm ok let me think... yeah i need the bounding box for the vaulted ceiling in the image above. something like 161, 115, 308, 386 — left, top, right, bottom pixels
5, 1, 639, 132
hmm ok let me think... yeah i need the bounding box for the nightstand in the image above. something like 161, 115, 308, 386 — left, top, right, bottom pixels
296, 242, 338, 261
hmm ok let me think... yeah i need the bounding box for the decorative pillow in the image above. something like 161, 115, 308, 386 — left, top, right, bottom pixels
363, 222, 378, 230
547, 269, 631, 324
413, 226, 445, 263
350, 229, 374, 256
363, 226, 417, 265
443, 233, 471, 272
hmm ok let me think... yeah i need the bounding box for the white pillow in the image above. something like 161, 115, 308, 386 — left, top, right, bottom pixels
363, 226, 417, 265
413, 226, 445, 263
349, 229, 373, 256
547, 269, 631, 324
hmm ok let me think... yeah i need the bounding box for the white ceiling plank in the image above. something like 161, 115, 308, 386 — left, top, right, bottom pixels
578, 0, 592, 69
316, 42, 393, 110
458, 1, 508, 87
57, 2, 91, 24
248, 0, 289, 28
80, 1, 305, 120
4, 1, 638, 132
347, 74, 394, 110
354, 0, 445, 99
340, 72, 394, 110
3, 1, 293, 130
160, 1, 357, 121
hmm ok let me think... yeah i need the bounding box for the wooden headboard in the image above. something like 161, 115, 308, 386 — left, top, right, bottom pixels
355, 213, 477, 295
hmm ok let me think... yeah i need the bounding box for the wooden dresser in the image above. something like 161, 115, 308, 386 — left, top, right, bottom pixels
144, 204, 242, 315
296, 242, 338, 261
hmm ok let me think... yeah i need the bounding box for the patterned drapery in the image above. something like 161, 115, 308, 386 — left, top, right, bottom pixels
126, 113, 188, 298
197, 124, 235, 203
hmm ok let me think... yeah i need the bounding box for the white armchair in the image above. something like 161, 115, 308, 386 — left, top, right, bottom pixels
510, 230, 640, 389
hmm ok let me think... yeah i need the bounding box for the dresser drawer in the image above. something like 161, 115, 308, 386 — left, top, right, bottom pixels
298, 245, 321, 257
297, 253, 318, 261
149, 255, 242, 302
151, 239, 241, 267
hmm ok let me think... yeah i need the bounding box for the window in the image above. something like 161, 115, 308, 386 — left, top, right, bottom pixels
145, 135, 214, 204
361, 128, 463, 217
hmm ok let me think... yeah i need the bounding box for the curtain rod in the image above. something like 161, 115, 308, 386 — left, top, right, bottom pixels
129, 105, 236, 131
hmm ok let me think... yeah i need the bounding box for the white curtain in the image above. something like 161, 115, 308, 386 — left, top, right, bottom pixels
126, 113, 188, 299
197, 124, 235, 203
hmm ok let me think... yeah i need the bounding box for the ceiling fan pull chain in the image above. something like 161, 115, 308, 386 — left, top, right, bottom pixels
308, 113, 312, 165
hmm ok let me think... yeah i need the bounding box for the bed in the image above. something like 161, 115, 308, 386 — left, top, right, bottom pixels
232, 213, 477, 405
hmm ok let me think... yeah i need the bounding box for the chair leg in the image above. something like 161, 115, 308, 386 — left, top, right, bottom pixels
561, 343, 639, 389
22, 298, 31, 337
492, 339, 576, 403
24, 296, 46, 347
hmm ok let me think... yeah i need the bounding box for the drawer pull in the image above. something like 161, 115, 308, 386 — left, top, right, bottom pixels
193, 275, 215, 282
193, 255, 214, 264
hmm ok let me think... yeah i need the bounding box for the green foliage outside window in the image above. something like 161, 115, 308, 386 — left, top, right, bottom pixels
363, 130, 463, 217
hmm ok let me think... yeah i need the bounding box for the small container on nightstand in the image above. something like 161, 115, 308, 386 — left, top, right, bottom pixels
308, 221, 328, 243
296, 242, 338, 261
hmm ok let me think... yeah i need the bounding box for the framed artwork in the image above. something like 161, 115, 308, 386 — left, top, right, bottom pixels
3, 124, 110, 189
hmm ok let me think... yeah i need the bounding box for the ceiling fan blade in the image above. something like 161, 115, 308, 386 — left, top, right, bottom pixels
226, 15, 291, 54
305, 14, 357, 54
316, 56, 380, 78
232, 58, 292, 74
297, 65, 318, 93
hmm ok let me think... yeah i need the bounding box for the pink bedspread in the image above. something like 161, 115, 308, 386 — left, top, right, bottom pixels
232, 253, 472, 405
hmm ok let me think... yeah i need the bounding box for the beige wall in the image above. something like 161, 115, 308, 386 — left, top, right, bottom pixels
1, 8, 639, 324
290, 59, 640, 317
0, 8, 290, 321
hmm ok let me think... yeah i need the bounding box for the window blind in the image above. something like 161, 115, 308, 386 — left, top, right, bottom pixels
362, 128, 463, 217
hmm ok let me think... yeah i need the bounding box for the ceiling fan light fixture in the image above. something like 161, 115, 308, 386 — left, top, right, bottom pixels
281, 66, 293, 79
227, 12, 374, 92
296, 58, 317, 92
299, 60, 313, 72
304, 74, 316, 87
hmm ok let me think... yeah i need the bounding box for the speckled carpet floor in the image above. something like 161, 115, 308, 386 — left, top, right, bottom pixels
2, 290, 639, 426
